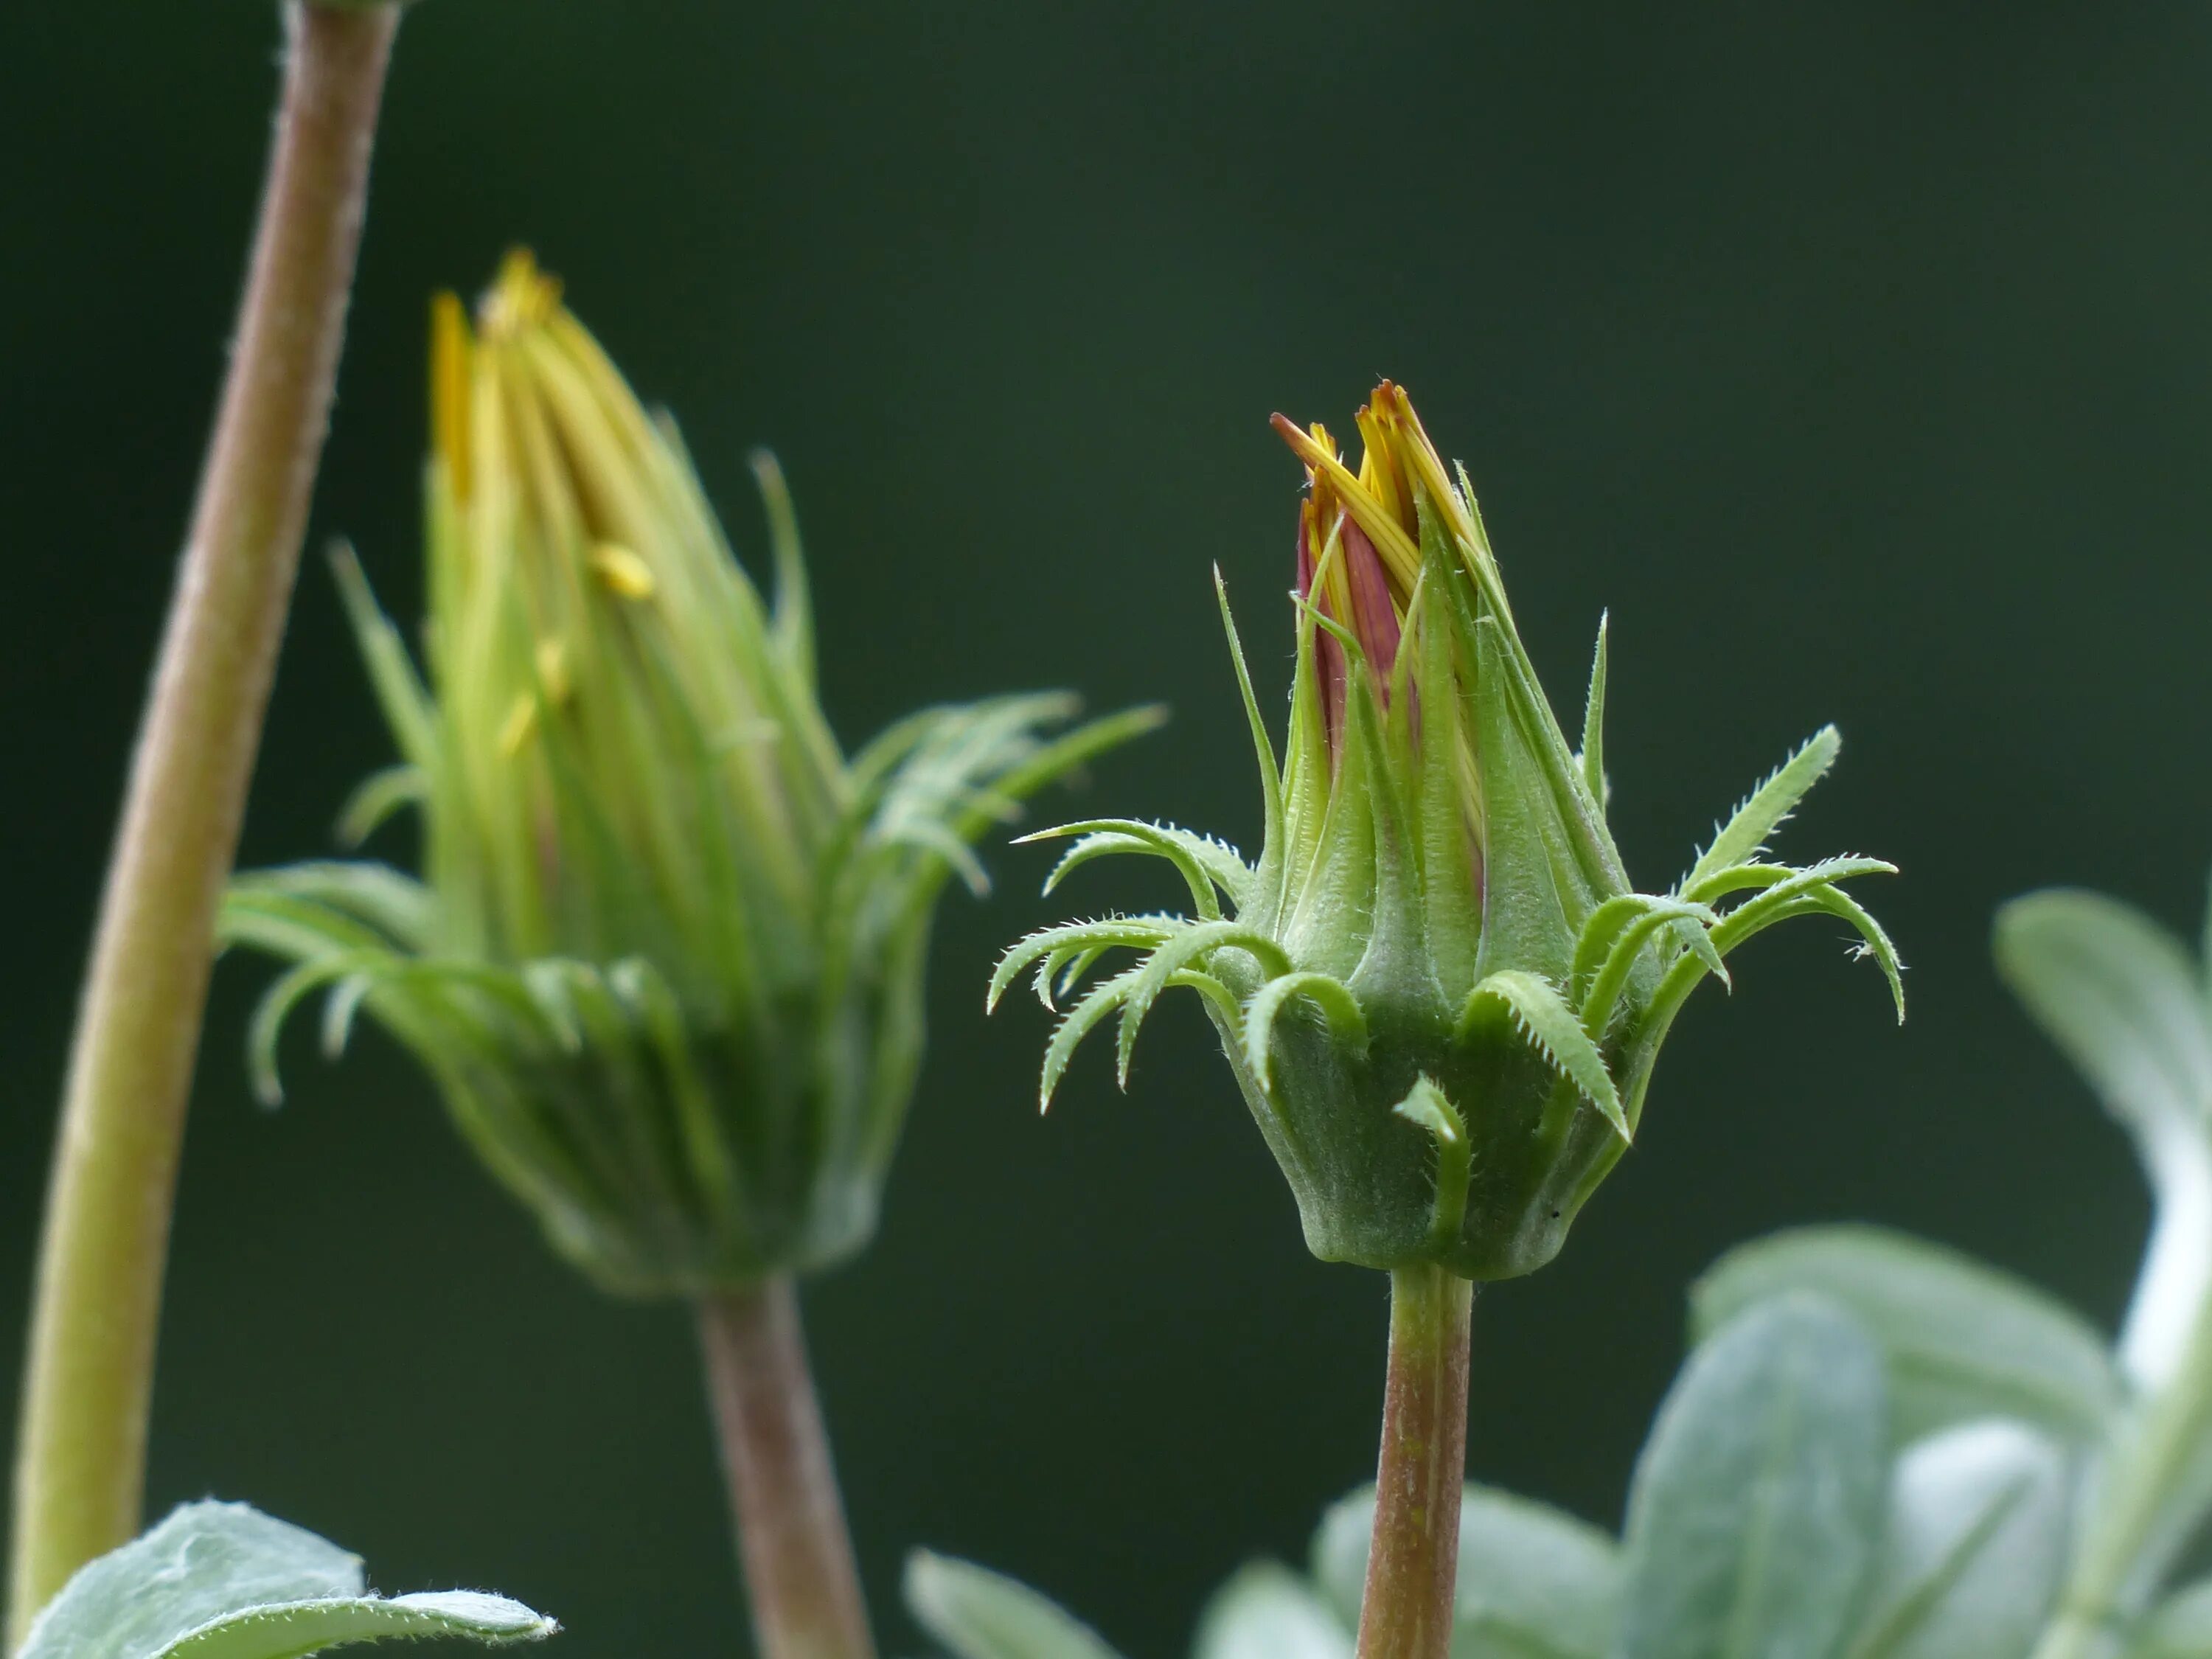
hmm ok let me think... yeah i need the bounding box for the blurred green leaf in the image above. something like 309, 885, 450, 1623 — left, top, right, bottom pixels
2129, 1577, 2212, 1658
1994, 890, 2212, 1139
1691, 1225, 2120, 1444
1310, 1484, 1618, 1658
1615, 1295, 1888, 1659
1192, 1562, 1350, 1659
18, 1501, 554, 1659
904, 1552, 1126, 1659
1996, 888, 2212, 1396
1845, 1419, 2069, 1659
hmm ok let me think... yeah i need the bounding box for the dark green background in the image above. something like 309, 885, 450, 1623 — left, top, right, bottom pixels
4, 2, 2208, 1652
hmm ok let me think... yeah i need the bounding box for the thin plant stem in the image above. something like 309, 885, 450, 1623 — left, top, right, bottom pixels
2030, 1318, 2212, 1659
9, 4, 399, 1642
1355, 1265, 1475, 1659
698, 1279, 877, 1659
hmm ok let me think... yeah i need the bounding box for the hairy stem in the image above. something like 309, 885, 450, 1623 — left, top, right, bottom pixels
1356, 1265, 1475, 1659
9, 5, 398, 1641
698, 1279, 877, 1659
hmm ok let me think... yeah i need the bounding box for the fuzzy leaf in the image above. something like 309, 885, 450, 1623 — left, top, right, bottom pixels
1683, 726, 1840, 892
1028, 819, 1250, 918
1844, 1419, 2069, 1659
1312, 1485, 1621, 1659
1577, 612, 1609, 810
1394, 1077, 1472, 1248
1115, 921, 1288, 1086
18, 1501, 554, 1659
903, 1552, 1125, 1659
1691, 1226, 2121, 1446
1575, 897, 1727, 1037
1042, 962, 1150, 1107
1458, 971, 1625, 1141
1686, 860, 1905, 1021
990, 917, 1178, 1013
1242, 972, 1368, 1090
1615, 1295, 1888, 1659
1571, 894, 1725, 1006
1214, 568, 1286, 872
1194, 1563, 1351, 1659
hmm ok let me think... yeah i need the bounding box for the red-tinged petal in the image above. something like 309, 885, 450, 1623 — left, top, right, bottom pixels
1298, 503, 1351, 758
1340, 517, 1402, 677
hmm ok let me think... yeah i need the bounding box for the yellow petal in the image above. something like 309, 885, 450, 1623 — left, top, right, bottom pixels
589, 542, 657, 599
431, 291, 472, 504
498, 694, 538, 756
535, 637, 571, 704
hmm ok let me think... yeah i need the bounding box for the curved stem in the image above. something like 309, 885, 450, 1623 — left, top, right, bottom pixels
1356, 1265, 1475, 1659
698, 1279, 877, 1659
9, 5, 397, 1642
2031, 1317, 2212, 1659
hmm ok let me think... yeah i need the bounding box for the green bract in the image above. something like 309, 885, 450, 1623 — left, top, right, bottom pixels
222, 253, 1155, 1296
994, 383, 1901, 1279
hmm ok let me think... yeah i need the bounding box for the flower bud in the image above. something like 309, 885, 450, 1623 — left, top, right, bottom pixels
225, 252, 1158, 1295
995, 383, 1900, 1279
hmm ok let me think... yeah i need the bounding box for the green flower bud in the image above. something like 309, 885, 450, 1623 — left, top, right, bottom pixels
995, 383, 1901, 1280
225, 252, 1158, 1295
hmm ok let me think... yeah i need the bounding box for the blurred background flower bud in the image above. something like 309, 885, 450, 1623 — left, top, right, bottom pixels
224, 252, 1158, 1295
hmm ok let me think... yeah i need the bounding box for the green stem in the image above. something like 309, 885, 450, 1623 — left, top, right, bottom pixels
698, 1279, 877, 1659
1355, 1265, 1475, 1659
8, 5, 398, 1643
2030, 1326, 2212, 1659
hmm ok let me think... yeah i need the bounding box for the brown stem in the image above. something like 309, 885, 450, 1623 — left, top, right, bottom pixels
1355, 1265, 1475, 1659
8, 5, 398, 1643
698, 1279, 877, 1659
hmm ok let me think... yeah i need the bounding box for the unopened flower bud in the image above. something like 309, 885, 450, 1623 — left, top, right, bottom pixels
995, 383, 1900, 1279
226, 252, 1158, 1295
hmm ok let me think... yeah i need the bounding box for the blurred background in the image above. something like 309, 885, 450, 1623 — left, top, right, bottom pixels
4, 1, 2211, 1652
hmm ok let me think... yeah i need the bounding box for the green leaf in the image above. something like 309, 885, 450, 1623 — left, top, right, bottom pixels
163, 1595, 553, 1659
903, 1552, 1125, 1659
1683, 726, 1841, 892
1393, 1077, 1472, 1248
1615, 1295, 1888, 1659
334, 766, 426, 849
18, 1501, 555, 1659
1243, 972, 1368, 1090
1577, 612, 1609, 810
1027, 818, 1250, 918
1042, 961, 1150, 1107
1844, 1419, 2069, 1659
989, 917, 1178, 1013
1995, 890, 2212, 1139
1690, 1225, 2122, 1446
2129, 1577, 2212, 1658
1115, 921, 1289, 1085
1457, 971, 1625, 1141
1194, 1562, 1351, 1659
1995, 888, 2212, 1388
1310, 1486, 1620, 1659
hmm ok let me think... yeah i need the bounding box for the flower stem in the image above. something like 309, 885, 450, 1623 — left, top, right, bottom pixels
1356, 1265, 1474, 1659
698, 1279, 877, 1659
8, 4, 397, 1642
